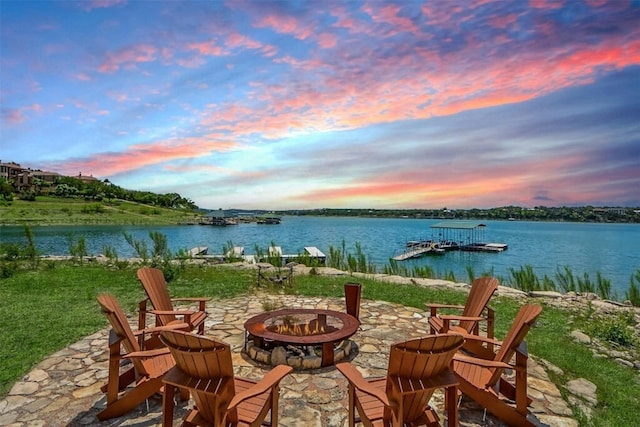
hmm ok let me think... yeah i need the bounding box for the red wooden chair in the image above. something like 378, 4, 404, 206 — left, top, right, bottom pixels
426, 276, 498, 353
337, 334, 464, 427
453, 304, 543, 427
96, 294, 187, 420
159, 329, 292, 427
137, 267, 209, 335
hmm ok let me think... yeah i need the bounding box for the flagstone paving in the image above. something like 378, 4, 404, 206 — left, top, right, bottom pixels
1, 294, 577, 426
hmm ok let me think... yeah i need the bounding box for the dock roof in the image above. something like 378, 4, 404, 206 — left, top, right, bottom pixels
430, 221, 486, 229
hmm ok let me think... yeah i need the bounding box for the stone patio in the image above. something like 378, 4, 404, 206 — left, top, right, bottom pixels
1, 294, 578, 426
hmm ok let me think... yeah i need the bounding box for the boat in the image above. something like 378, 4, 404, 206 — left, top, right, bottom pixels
438, 240, 459, 251
188, 246, 208, 257
460, 242, 508, 252
257, 215, 281, 224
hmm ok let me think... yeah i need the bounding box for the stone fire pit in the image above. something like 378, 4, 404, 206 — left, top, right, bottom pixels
244, 308, 359, 369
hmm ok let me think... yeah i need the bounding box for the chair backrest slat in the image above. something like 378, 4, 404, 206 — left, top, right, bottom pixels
160, 330, 236, 424
97, 294, 147, 375
385, 334, 464, 424
488, 304, 542, 386
137, 267, 176, 325
459, 276, 499, 332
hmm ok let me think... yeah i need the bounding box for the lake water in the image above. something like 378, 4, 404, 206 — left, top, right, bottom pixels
1, 217, 638, 297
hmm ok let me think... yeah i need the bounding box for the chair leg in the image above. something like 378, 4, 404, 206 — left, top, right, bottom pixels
163, 383, 175, 427
457, 377, 535, 427
445, 385, 458, 427
270, 385, 280, 426
97, 377, 163, 421
348, 385, 356, 427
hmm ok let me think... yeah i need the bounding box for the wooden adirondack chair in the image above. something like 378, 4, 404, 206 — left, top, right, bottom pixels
137, 267, 209, 335
452, 304, 543, 427
159, 330, 293, 427
96, 294, 188, 421
336, 334, 465, 427
426, 276, 498, 353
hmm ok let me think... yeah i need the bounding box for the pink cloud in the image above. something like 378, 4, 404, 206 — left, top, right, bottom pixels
254, 14, 313, 40
1, 103, 44, 125
192, 24, 640, 147
75, 73, 92, 81
363, 3, 420, 35
226, 32, 263, 50
489, 13, 519, 29
2, 109, 25, 124
529, 0, 564, 9
55, 137, 239, 177
98, 43, 157, 73
187, 40, 225, 56
318, 33, 338, 49
81, 0, 127, 11
294, 152, 590, 208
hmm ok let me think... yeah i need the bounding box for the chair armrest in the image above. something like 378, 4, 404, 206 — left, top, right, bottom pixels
336, 363, 390, 407
227, 365, 293, 410
425, 303, 464, 318
439, 314, 485, 322
136, 323, 190, 334
170, 297, 211, 303
389, 370, 458, 393
453, 353, 511, 369
126, 347, 171, 359
455, 333, 502, 347
151, 309, 196, 316
425, 303, 465, 310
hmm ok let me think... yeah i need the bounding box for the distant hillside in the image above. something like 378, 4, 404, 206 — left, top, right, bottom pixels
1, 160, 197, 211
0, 197, 201, 226
273, 206, 640, 223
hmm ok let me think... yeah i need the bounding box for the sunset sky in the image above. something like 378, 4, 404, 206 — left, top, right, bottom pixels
1, 0, 639, 210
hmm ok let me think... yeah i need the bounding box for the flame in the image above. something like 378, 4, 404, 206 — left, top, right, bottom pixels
275, 320, 325, 336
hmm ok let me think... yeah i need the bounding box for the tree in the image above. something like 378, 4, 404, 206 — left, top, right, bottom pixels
0, 178, 14, 201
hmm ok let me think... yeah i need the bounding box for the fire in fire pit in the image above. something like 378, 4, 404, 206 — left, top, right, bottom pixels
244, 308, 359, 369
267, 313, 335, 336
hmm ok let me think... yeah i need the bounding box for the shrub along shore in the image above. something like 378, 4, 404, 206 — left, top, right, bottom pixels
0, 257, 639, 426
3, 224, 640, 306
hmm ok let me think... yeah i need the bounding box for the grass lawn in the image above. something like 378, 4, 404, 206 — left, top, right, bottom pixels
1, 262, 639, 426
0, 197, 200, 225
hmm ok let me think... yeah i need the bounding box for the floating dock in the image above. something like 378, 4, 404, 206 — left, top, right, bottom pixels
187, 245, 327, 265
392, 242, 444, 260
393, 221, 507, 260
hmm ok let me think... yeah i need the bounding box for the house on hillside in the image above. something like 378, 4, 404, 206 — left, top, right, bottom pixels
76, 172, 99, 184
0, 161, 23, 181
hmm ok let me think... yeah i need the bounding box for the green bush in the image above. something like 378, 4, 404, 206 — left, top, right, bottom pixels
0, 261, 18, 278
587, 312, 637, 348
80, 203, 104, 214
0, 243, 21, 260
508, 264, 539, 291
626, 270, 640, 307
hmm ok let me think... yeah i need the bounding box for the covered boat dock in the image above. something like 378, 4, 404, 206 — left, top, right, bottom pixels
430, 221, 507, 252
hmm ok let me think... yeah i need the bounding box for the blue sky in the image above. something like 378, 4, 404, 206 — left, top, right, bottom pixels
1, 0, 639, 209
